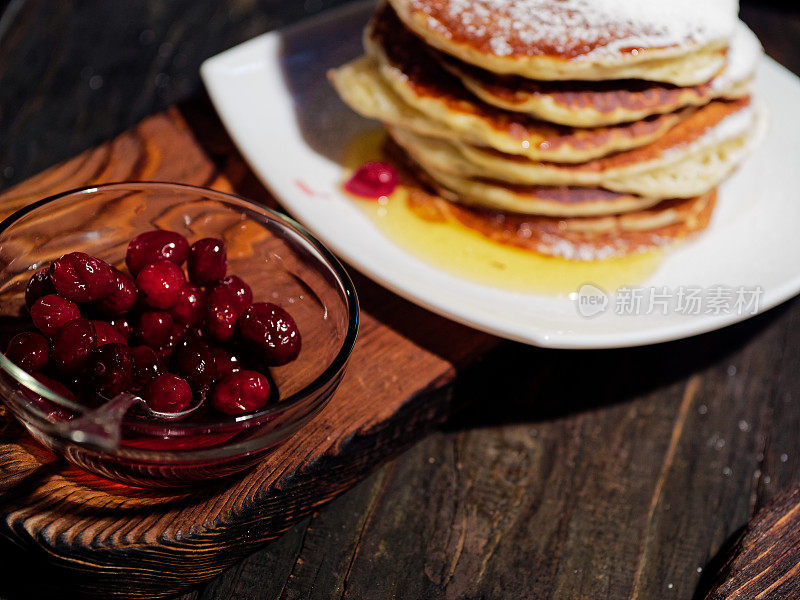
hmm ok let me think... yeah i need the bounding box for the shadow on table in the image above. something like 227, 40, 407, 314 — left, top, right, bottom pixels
447, 302, 790, 431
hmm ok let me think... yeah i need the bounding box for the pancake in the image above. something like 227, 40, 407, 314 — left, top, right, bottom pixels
416, 165, 666, 216
361, 9, 692, 162
330, 56, 688, 163
330, 56, 460, 141
438, 21, 761, 127
390, 140, 718, 259
383, 136, 662, 216
387, 0, 736, 85
441, 190, 718, 260
387, 97, 763, 201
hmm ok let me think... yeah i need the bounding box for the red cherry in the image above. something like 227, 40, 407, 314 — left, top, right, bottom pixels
130, 345, 162, 389
50, 252, 116, 302
125, 230, 190, 275
25, 268, 56, 309
89, 343, 134, 397
344, 162, 398, 199
188, 238, 227, 286
96, 269, 137, 315
144, 373, 193, 413
168, 322, 190, 345
5, 332, 49, 372
136, 260, 186, 309
135, 311, 174, 348
52, 318, 96, 373
30, 294, 82, 336
211, 370, 271, 415
207, 276, 252, 315
238, 302, 301, 366
213, 347, 241, 379
172, 334, 218, 390
28, 373, 76, 421
93, 320, 128, 346
154, 322, 189, 365
170, 284, 205, 326
109, 317, 133, 341
205, 296, 239, 343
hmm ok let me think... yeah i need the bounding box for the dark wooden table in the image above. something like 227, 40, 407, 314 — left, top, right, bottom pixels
1, 2, 800, 599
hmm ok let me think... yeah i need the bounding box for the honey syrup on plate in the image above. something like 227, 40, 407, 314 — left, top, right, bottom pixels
342, 130, 662, 295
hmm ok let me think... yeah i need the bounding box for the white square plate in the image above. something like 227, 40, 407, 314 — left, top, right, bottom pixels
201, 1, 800, 349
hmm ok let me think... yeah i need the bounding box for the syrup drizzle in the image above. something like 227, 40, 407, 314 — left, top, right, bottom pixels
342, 130, 662, 296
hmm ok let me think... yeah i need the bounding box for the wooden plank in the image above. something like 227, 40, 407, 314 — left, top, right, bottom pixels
0, 105, 499, 599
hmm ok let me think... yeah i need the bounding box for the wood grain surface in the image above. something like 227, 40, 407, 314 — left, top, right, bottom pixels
703, 489, 800, 599
0, 2, 799, 600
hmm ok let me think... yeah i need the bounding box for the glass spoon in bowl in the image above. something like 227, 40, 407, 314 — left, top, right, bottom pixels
51, 391, 204, 451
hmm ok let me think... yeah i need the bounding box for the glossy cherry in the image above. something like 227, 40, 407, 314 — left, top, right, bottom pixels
167, 322, 190, 345
144, 373, 193, 413
130, 345, 162, 389
344, 161, 398, 199
172, 335, 217, 390
170, 284, 205, 326
211, 370, 271, 416
136, 260, 186, 309
125, 230, 190, 275
213, 347, 241, 379
188, 238, 227, 286
136, 311, 174, 348
30, 294, 82, 336
205, 296, 239, 343
50, 252, 116, 302
89, 343, 134, 397
29, 373, 77, 421
155, 322, 189, 365
109, 317, 133, 340
239, 302, 301, 365
96, 269, 137, 315
5, 332, 50, 372
93, 320, 128, 346
207, 276, 252, 315
52, 318, 97, 373
25, 268, 56, 309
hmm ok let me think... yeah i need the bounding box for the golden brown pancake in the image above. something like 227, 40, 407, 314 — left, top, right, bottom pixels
384, 95, 763, 211
364, 5, 690, 162
387, 135, 718, 259
385, 137, 662, 217
435, 21, 760, 127
466, 97, 753, 175
387, 0, 734, 85
405, 186, 717, 260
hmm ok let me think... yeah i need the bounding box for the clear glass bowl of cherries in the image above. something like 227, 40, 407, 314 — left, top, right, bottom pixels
0, 183, 358, 487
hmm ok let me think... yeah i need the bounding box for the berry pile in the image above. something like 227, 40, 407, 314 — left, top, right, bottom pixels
5, 230, 301, 418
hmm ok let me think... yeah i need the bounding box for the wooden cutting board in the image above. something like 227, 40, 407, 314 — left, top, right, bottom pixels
0, 102, 499, 599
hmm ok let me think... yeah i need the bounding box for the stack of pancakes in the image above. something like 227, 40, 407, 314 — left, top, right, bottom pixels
330, 0, 766, 259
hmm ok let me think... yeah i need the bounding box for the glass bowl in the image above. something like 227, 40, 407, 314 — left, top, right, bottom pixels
0, 182, 359, 487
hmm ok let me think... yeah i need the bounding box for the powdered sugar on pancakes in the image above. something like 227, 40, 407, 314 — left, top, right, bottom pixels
407, 0, 738, 60
712, 21, 762, 91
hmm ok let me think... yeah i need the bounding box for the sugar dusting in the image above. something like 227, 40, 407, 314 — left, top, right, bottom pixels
409, 0, 739, 60
712, 21, 762, 91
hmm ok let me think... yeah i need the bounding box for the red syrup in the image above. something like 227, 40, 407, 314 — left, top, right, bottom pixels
344, 162, 398, 199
